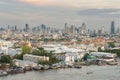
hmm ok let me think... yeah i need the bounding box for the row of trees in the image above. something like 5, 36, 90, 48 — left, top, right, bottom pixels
98, 47, 120, 57
31, 48, 60, 65
14, 45, 32, 60
0, 55, 14, 68
14, 45, 60, 65
0, 45, 60, 67
0, 55, 12, 63
104, 49, 120, 57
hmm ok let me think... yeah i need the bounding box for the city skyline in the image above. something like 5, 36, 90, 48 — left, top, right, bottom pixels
0, 0, 120, 31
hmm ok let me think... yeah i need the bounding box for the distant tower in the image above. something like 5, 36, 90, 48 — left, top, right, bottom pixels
70, 25, 75, 34
15, 25, 17, 31
111, 21, 115, 34
65, 23, 69, 34
41, 24, 46, 34
81, 23, 86, 35
101, 26, 105, 34
7, 25, 10, 29
25, 24, 29, 32
65, 23, 67, 33
116, 28, 120, 34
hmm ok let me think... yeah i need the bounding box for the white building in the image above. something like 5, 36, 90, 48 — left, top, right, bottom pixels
42, 44, 66, 53
13, 59, 37, 68
89, 52, 117, 62
0, 39, 13, 54
43, 44, 88, 63
23, 54, 49, 63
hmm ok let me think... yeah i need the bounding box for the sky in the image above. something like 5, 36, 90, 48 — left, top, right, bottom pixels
0, 0, 120, 32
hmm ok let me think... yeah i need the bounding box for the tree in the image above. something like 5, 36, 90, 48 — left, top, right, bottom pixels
108, 42, 115, 48
0, 55, 11, 63
83, 53, 89, 61
22, 45, 32, 54
104, 49, 120, 57
14, 54, 23, 60
32, 48, 60, 65
98, 47, 103, 52
38, 47, 44, 50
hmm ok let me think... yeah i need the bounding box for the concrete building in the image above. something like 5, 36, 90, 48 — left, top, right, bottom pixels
23, 54, 49, 63
13, 59, 37, 68
0, 39, 13, 54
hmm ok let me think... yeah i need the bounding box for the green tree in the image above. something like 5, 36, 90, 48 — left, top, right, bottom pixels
14, 54, 23, 60
38, 47, 44, 50
108, 42, 115, 48
22, 45, 32, 54
32, 48, 60, 65
104, 49, 120, 57
0, 55, 11, 63
83, 53, 89, 61
98, 47, 103, 52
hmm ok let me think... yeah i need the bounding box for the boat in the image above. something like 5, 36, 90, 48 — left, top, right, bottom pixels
9, 67, 26, 74
42, 65, 50, 70
0, 71, 8, 76
87, 72, 93, 75
74, 65, 82, 69
33, 66, 42, 70
24, 66, 33, 71
106, 62, 118, 65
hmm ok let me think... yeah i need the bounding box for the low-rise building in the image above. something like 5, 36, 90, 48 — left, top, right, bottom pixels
13, 59, 37, 68
23, 54, 49, 63
89, 52, 117, 62
0, 39, 13, 54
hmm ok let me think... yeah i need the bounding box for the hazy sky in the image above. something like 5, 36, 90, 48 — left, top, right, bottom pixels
0, 0, 120, 31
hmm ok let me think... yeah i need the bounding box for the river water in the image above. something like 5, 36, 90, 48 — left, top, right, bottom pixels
0, 65, 120, 80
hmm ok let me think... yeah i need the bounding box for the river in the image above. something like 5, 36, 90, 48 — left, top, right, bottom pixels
0, 65, 120, 80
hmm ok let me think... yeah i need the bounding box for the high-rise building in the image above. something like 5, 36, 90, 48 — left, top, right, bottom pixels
25, 24, 29, 32
111, 21, 115, 34
15, 25, 17, 31
116, 28, 120, 34
70, 25, 75, 34
64, 23, 67, 33
101, 26, 105, 34
41, 24, 46, 34
81, 23, 86, 35
64, 23, 69, 34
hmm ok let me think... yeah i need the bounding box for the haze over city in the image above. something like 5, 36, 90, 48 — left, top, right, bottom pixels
0, 0, 120, 80
0, 0, 120, 31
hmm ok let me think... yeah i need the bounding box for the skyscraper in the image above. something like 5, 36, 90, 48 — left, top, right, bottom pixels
70, 25, 75, 34
101, 26, 105, 35
25, 24, 29, 32
116, 28, 120, 34
111, 21, 115, 34
81, 23, 86, 35
64, 23, 69, 34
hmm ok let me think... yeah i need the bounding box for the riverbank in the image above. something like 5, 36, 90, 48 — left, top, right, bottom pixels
0, 61, 120, 77
1, 59, 120, 76
0, 65, 120, 80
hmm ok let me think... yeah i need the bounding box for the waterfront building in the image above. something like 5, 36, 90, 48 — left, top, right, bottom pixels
55, 48, 88, 63
89, 52, 117, 62
13, 59, 37, 68
23, 54, 49, 63
43, 44, 88, 63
